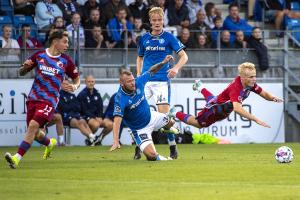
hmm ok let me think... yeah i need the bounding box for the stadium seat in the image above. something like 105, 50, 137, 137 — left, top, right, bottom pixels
291, 1, 300, 11
0, 15, 12, 24
1, 0, 11, 6
13, 15, 34, 28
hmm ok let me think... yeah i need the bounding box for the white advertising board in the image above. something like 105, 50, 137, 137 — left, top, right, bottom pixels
0, 80, 284, 146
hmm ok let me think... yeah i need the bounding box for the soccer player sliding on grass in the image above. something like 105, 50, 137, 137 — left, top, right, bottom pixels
169, 62, 283, 129
110, 55, 178, 161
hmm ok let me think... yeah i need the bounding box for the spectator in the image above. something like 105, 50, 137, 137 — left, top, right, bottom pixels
167, 0, 190, 28
204, 2, 221, 29
17, 24, 43, 49
247, 27, 269, 71
57, 0, 82, 25
223, 3, 253, 40
44, 16, 66, 47
193, 33, 211, 48
107, 7, 134, 48
212, 29, 233, 48
85, 24, 107, 48
102, 0, 132, 25
57, 80, 97, 146
128, 0, 148, 21
233, 30, 247, 48
35, 0, 63, 31
132, 17, 149, 42
13, 0, 36, 16
116, 31, 137, 48
81, 0, 101, 23
211, 16, 223, 43
186, 0, 202, 24
178, 27, 193, 48
66, 12, 85, 48
0, 25, 20, 62
77, 75, 104, 134
189, 9, 211, 44
83, 8, 106, 39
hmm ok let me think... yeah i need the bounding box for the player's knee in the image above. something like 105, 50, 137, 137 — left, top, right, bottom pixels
165, 118, 175, 129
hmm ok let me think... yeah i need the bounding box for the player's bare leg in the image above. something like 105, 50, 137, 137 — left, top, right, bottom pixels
157, 104, 178, 159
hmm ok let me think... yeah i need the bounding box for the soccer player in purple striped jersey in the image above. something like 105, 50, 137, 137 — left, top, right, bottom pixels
5, 30, 80, 169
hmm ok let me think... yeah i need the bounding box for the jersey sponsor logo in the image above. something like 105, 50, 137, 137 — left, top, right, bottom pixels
39, 65, 60, 76
130, 95, 145, 110
145, 46, 166, 51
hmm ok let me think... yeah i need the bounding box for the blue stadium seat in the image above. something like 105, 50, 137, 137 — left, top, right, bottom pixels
1, 0, 11, 6
291, 1, 300, 11
1, 6, 13, 18
13, 15, 34, 28
0, 15, 12, 24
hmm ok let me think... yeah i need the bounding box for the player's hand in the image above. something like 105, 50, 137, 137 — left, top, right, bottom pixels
273, 97, 283, 103
109, 142, 121, 151
162, 55, 174, 64
255, 119, 271, 128
167, 67, 178, 78
61, 81, 76, 92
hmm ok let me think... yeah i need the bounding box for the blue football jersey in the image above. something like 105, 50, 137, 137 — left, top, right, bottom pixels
113, 72, 152, 130
138, 31, 185, 81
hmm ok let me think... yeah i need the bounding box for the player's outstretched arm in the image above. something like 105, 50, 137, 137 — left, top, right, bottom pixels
148, 55, 174, 75
136, 56, 143, 76
167, 50, 188, 78
19, 59, 34, 76
259, 90, 284, 103
109, 116, 122, 151
233, 102, 271, 128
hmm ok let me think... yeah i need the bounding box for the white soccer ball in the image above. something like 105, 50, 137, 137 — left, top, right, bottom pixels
275, 146, 294, 163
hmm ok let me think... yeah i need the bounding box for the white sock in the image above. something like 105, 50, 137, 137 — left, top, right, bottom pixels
15, 153, 22, 161
58, 135, 64, 144
89, 133, 95, 140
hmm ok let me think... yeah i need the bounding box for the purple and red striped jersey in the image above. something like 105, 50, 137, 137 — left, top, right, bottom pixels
26, 49, 79, 108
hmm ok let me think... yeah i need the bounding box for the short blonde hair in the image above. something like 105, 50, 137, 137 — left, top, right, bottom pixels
238, 62, 256, 75
149, 7, 164, 18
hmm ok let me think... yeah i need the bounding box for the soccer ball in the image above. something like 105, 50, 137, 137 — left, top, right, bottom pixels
275, 146, 294, 163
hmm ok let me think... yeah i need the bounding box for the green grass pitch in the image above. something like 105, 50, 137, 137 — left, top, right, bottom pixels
1, 144, 300, 200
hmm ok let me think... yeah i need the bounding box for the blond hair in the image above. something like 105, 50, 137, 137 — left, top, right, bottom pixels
149, 7, 164, 18
238, 62, 256, 75
119, 69, 133, 81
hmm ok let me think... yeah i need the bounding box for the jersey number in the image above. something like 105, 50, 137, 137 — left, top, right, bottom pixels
39, 105, 53, 116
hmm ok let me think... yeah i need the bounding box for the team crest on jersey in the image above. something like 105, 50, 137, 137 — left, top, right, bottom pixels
57, 61, 63, 68
73, 67, 78, 74
114, 106, 121, 113
159, 38, 165, 44
136, 89, 141, 95
128, 99, 132, 104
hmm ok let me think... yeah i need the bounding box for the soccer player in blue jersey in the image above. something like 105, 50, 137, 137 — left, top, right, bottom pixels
136, 7, 188, 159
110, 55, 176, 161
4, 30, 80, 169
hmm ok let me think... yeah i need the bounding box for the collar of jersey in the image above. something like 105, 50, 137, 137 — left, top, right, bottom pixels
150, 30, 164, 38
121, 87, 135, 96
46, 48, 61, 58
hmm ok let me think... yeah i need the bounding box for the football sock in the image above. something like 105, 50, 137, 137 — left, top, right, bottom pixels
201, 88, 214, 102
17, 141, 31, 157
167, 134, 176, 146
36, 135, 50, 146
58, 135, 64, 144
176, 112, 191, 123
88, 133, 95, 140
